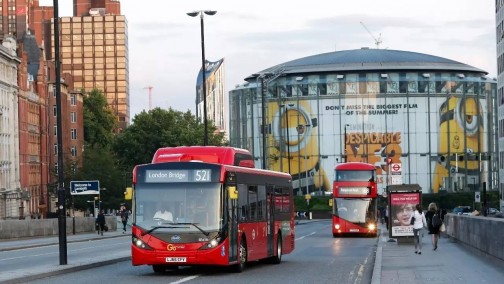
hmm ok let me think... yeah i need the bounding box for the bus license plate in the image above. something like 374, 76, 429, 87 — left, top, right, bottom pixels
349, 229, 359, 232
166, 257, 186, 263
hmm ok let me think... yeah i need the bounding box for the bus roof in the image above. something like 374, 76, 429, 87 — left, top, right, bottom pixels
335, 162, 375, 171
151, 146, 254, 168
132, 161, 292, 185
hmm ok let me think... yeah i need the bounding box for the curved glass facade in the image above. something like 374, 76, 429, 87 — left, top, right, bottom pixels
229, 71, 498, 195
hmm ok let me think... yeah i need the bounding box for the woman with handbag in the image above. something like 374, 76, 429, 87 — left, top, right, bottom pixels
425, 202, 443, 251
409, 204, 428, 255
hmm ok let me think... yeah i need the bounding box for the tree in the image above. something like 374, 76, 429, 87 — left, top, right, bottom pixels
69, 89, 124, 212
83, 89, 117, 147
71, 145, 125, 212
113, 107, 226, 170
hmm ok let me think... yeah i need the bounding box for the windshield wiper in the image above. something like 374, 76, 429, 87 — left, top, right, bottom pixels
141, 222, 209, 236
141, 225, 184, 236
173, 222, 209, 236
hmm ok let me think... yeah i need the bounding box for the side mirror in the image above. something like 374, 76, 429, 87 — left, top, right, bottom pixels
227, 186, 238, 200
124, 187, 133, 200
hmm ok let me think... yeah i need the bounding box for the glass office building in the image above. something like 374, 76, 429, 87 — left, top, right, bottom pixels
229, 48, 498, 195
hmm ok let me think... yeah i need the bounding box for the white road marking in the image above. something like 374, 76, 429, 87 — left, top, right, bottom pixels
295, 232, 316, 240
353, 253, 369, 284
170, 275, 200, 284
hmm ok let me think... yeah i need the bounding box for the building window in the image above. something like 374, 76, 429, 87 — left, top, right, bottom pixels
71, 94, 77, 105
53, 105, 57, 116
71, 146, 77, 157
71, 129, 77, 140
54, 124, 57, 136
54, 162, 58, 173
54, 144, 58, 155
71, 112, 77, 123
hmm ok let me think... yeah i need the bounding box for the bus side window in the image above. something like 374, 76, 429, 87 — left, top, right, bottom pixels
238, 184, 248, 221
248, 186, 258, 220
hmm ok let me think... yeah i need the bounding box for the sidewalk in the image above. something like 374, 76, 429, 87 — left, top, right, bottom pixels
0, 229, 128, 252
372, 223, 504, 283
0, 217, 131, 251
0, 228, 131, 283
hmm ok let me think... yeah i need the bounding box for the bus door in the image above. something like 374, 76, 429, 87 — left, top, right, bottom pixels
227, 183, 239, 263
267, 186, 275, 256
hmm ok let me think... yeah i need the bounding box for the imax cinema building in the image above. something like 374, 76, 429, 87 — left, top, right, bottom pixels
228, 48, 498, 196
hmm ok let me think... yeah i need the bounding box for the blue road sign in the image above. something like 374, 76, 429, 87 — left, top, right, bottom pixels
70, 180, 100, 195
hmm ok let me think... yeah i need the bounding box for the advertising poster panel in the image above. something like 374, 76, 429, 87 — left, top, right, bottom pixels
265, 92, 487, 195
388, 186, 421, 238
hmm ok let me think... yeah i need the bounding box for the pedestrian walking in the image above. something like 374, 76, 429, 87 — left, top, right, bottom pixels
409, 204, 427, 254
96, 210, 106, 236
120, 205, 129, 233
425, 202, 443, 250
384, 205, 389, 229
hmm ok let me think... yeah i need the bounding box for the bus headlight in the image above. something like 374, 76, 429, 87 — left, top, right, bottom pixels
199, 236, 223, 250
334, 224, 340, 230
368, 223, 376, 231
132, 235, 153, 250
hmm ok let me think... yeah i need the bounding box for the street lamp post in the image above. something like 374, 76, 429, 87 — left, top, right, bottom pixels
98, 188, 106, 214
344, 124, 349, 162
187, 10, 217, 146
53, 0, 67, 265
281, 104, 293, 174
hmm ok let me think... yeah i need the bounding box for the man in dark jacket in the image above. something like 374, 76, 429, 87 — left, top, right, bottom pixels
120, 206, 129, 233
96, 210, 106, 236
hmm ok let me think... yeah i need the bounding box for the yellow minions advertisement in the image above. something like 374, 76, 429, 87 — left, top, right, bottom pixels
263, 95, 487, 195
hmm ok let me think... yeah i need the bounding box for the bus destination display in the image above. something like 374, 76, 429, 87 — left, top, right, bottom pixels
338, 187, 370, 195
145, 169, 212, 183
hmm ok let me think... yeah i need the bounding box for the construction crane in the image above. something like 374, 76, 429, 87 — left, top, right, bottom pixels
360, 21, 382, 49
143, 86, 153, 110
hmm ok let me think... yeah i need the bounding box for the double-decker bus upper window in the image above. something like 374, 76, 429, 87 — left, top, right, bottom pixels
336, 170, 374, 182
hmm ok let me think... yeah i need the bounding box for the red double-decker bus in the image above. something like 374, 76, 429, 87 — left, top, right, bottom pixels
152, 146, 255, 168
130, 146, 295, 273
332, 162, 378, 237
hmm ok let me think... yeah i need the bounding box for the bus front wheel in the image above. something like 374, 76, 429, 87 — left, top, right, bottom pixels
152, 265, 177, 273
152, 265, 165, 273
270, 235, 282, 264
234, 238, 247, 273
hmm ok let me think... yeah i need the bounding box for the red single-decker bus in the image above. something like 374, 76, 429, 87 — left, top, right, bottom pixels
130, 146, 295, 273
332, 162, 378, 237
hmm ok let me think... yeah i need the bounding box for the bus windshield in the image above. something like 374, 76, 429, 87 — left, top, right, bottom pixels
334, 198, 376, 224
336, 170, 374, 182
134, 182, 223, 233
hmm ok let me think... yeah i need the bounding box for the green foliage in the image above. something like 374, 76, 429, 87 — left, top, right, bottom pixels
293, 191, 501, 214
83, 89, 117, 147
294, 196, 332, 212
421, 191, 500, 211
112, 107, 226, 170
68, 89, 125, 212
70, 145, 126, 211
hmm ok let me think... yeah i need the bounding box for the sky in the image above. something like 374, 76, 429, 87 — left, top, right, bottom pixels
41, 0, 497, 123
